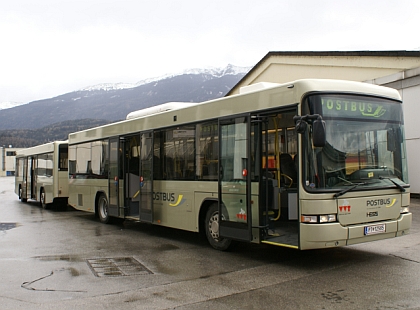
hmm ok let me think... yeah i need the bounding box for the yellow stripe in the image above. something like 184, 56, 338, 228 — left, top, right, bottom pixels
261, 240, 299, 249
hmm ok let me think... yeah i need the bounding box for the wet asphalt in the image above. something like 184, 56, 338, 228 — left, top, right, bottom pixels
1, 176, 420, 309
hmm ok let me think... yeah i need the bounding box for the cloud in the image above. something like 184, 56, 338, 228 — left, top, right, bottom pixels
0, 0, 419, 103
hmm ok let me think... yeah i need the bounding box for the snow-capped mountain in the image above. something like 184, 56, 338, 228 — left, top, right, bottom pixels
0, 64, 249, 131
0, 101, 27, 110
80, 64, 251, 92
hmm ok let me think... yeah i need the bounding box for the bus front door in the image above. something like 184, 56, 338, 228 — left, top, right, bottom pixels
139, 132, 153, 223
27, 157, 36, 200
218, 116, 252, 242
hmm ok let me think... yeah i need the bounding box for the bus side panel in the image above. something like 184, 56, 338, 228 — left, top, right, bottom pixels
69, 179, 108, 213
58, 171, 69, 198
152, 180, 196, 232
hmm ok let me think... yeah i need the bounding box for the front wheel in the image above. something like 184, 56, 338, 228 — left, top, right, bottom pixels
19, 186, 27, 202
40, 189, 48, 209
205, 204, 233, 251
97, 194, 110, 224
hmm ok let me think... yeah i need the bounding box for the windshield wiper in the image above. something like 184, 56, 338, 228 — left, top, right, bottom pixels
379, 176, 406, 192
333, 182, 367, 199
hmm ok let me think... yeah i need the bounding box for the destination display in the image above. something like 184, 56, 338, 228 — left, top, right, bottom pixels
318, 95, 403, 122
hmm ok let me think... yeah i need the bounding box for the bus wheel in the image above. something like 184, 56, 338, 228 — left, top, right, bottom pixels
19, 187, 27, 202
40, 189, 48, 209
97, 194, 110, 224
205, 204, 232, 251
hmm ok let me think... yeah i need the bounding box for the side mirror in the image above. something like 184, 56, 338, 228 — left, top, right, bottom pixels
312, 118, 326, 147
294, 114, 326, 147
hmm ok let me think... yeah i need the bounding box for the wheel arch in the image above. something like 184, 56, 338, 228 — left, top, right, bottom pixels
198, 198, 218, 234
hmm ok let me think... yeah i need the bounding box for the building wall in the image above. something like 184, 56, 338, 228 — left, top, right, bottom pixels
367, 67, 420, 194
0, 147, 23, 177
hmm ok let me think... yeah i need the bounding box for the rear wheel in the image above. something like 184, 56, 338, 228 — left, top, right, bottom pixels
97, 194, 110, 224
205, 203, 232, 251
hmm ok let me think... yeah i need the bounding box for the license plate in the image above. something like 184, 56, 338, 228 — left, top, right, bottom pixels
364, 224, 386, 235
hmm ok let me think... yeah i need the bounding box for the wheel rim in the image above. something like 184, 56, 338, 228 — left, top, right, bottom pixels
208, 211, 220, 240
99, 197, 108, 219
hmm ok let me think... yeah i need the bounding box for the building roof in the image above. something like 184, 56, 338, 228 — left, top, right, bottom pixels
227, 50, 420, 96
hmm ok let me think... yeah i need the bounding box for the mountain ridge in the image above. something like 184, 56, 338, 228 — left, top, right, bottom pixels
78, 64, 249, 92
0, 65, 249, 146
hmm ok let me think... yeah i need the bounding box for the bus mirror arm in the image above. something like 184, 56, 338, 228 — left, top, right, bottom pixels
293, 115, 307, 134
294, 114, 326, 147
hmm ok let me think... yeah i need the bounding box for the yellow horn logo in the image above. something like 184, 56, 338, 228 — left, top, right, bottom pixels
169, 195, 185, 207
387, 198, 397, 208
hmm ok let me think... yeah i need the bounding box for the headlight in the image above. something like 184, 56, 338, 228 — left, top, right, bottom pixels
400, 206, 409, 213
320, 214, 337, 223
301, 215, 318, 223
301, 214, 337, 223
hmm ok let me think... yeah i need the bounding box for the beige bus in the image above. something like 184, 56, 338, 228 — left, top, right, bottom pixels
68, 79, 411, 250
15, 141, 69, 208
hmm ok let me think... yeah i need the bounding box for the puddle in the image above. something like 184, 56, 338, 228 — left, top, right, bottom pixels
33, 255, 83, 262
0, 223, 19, 231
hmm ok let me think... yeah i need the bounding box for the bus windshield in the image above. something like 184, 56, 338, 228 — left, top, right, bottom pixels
303, 94, 409, 193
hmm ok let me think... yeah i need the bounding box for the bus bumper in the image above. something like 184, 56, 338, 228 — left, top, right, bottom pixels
299, 212, 412, 250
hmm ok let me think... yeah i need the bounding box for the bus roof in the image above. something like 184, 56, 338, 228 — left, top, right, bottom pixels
68, 79, 402, 145
126, 102, 199, 120
15, 140, 68, 157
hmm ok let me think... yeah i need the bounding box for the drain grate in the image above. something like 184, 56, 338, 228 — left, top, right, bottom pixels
87, 257, 153, 277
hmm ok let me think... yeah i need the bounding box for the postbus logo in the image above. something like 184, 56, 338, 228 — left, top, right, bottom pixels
366, 198, 397, 208
153, 192, 186, 207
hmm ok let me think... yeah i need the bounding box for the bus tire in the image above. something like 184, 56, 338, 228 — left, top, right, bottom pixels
19, 186, 27, 202
205, 203, 232, 251
97, 194, 110, 224
40, 188, 48, 209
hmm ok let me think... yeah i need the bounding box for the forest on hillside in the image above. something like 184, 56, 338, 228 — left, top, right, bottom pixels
0, 119, 112, 148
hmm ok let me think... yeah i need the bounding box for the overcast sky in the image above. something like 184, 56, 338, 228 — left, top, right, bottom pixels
1, 0, 419, 104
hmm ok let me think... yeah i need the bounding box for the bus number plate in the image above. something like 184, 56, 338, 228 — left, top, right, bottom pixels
364, 224, 386, 235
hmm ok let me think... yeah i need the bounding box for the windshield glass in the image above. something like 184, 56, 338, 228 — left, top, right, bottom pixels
302, 94, 408, 192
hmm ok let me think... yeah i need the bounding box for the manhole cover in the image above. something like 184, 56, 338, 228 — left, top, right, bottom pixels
87, 257, 153, 277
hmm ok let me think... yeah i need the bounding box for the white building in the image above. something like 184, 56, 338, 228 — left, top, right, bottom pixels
367, 67, 420, 194
0, 146, 23, 176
